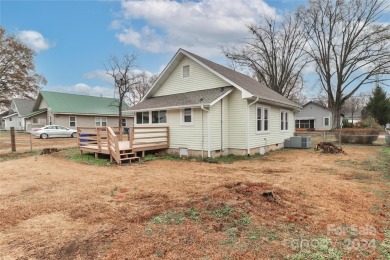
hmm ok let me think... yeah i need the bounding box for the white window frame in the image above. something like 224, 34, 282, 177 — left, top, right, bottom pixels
324, 117, 330, 127
183, 65, 190, 78
136, 112, 150, 125
256, 105, 270, 134
95, 117, 107, 127
281, 110, 289, 131
121, 118, 127, 127
69, 116, 77, 127
151, 110, 167, 124
181, 108, 194, 125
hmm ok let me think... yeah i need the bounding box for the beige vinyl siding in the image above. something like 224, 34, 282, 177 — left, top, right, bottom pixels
248, 103, 295, 149
38, 99, 48, 109
227, 89, 247, 149
209, 100, 222, 151
166, 108, 207, 150
154, 57, 228, 97
223, 96, 229, 150
52, 115, 134, 129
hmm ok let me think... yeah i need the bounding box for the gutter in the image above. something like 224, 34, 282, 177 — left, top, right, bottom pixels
201, 105, 210, 158
247, 98, 259, 155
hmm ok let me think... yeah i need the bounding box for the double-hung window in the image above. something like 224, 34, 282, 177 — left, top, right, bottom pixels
69, 116, 76, 127
281, 111, 289, 131
136, 112, 149, 124
256, 106, 269, 133
152, 110, 167, 124
95, 117, 107, 127
182, 108, 193, 124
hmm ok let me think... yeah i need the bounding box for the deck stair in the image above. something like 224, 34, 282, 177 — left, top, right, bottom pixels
119, 149, 140, 163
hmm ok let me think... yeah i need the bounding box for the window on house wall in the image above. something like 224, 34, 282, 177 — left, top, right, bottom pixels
183, 65, 190, 78
32, 118, 38, 124
95, 117, 107, 127
256, 106, 269, 133
324, 117, 330, 126
152, 110, 167, 124
9, 118, 12, 121
136, 112, 150, 124
182, 108, 193, 124
281, 111, 289, 131
69, 116, 76, 127
121, 118, 127, 127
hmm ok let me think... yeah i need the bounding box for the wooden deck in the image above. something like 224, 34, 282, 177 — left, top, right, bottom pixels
77, 126, 169, 165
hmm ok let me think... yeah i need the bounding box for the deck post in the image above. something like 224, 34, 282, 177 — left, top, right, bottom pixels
130, 127, 134, 149
166, 127, 170, 147
97, 128, 101, 152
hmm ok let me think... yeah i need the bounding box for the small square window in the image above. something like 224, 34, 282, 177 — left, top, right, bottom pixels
324, 117, 330, 126
183, 65, 190, 78
121, 118, 127, 127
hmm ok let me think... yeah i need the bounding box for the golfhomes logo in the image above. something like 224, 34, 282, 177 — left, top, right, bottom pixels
283, 224, 378, 252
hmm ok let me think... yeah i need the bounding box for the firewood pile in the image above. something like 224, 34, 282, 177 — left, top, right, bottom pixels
315, 142, 345, 154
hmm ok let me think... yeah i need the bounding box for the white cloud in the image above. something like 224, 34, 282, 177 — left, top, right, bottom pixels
115, 0, 276, 57
17, 30, 51, 52
83, 70, 114, 83
49, 83, 115, 98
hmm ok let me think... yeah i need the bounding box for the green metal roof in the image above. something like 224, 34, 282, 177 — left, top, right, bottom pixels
39, 91, 130, 115
24, 108, 47, 118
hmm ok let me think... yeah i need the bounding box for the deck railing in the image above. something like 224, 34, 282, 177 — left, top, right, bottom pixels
77, 126, 169, 158
107, 127, 120, 163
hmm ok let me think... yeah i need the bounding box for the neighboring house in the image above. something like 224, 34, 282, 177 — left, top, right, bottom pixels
0, 110, 10, 130
295, 101, 340, 131
343, 110, 362, 124
24, 91, 134, 132
2, 99, 35, 131
126, 49, 302, 157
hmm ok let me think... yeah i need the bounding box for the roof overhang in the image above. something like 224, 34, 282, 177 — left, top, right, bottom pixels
247, 96, 302, 111
2, 113, 18, 119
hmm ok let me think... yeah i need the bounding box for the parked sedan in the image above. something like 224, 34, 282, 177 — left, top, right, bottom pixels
31, 125, 77, 139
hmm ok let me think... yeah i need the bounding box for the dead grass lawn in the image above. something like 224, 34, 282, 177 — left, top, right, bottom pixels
0, 146, 389, 259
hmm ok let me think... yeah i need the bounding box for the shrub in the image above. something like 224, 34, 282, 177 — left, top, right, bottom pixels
355, 117, 382, 129
335, 128, 380, 144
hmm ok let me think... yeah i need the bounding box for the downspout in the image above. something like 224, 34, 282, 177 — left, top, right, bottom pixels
247, 98, 259, 155
221, 99, 223, 152
201, 105, 210, 158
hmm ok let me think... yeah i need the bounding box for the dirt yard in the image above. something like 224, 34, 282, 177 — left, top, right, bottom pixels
0, 131, 77, 154
0, 146, 389, 259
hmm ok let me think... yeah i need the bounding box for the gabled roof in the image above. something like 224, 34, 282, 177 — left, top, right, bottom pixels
143, 49, 301, 110
13, 98, 35, 116
34, 91, 131, 116
24, 108, 47, 118
128, 87, 233, 111
303, 101, 330, 110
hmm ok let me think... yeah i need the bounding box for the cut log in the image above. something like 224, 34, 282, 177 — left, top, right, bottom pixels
315, 142, 345, 154
41, 148, 59, 155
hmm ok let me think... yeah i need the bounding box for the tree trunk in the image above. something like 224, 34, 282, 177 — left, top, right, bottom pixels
332, 104, 342, 129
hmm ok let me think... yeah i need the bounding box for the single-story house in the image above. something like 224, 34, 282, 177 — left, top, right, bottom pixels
295, 101, 337, 131
2, 98, 35, 131
0, 110, 10, 130
126, 49, 302, 157
24, 91, 134, 132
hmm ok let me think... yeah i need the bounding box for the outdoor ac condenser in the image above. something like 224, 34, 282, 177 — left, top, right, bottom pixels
284, 136, 312, 149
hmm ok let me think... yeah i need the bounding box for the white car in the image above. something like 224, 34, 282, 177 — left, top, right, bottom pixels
31, 125, 77, 139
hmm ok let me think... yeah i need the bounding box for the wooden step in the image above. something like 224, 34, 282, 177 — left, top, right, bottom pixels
120, 152, 135, 156
120, 156, 140, 161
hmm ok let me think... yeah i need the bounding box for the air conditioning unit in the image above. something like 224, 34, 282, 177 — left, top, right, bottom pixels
284, 136, 312, 149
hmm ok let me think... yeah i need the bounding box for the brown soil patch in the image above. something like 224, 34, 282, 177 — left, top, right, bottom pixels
0, 146, 389, 259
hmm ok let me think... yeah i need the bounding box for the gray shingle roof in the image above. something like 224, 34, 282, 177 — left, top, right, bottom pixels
184, 50, 301, 109
13, 99, 35, 116
128, 87, 233, 111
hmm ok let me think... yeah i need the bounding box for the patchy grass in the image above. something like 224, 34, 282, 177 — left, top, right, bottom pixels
0, 150, 39, 162
66, 151, 112, 166
143, 153, 265, 164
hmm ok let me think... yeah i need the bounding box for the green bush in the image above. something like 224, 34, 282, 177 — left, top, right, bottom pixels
336, 128, 380, 144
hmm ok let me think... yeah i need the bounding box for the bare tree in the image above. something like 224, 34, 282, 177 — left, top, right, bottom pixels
127, 71, 157, 106
299, 0, 390, 129
343, 95, 365, 126
223, 13, 309, 99
105, 54, 139, 129
0, 27, 46, 108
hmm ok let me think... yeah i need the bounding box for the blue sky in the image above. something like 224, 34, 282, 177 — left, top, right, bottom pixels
1, 0, 387, 99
